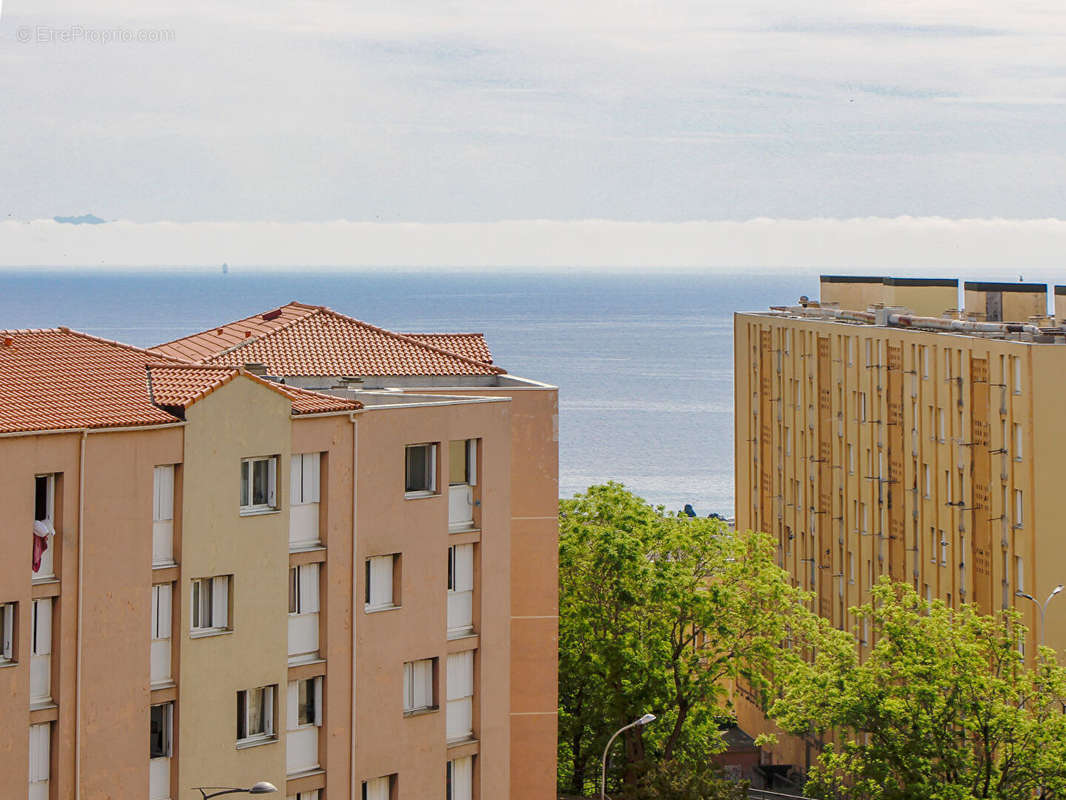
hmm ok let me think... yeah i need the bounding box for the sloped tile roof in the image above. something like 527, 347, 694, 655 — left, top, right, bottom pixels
400, 333, 493, 365
146, 363, 360, 415
0, 327, 360, 435
150, 302, 504, 377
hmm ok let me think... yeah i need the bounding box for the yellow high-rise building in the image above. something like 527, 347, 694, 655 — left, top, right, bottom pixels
734, 275, 1066, 769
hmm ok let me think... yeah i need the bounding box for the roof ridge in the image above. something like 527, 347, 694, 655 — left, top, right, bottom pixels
150, 301, 320, 355
400, 331, 486, 337
316, 307, 505, 374
145, 361, 239, 371
201, 305, 328, 365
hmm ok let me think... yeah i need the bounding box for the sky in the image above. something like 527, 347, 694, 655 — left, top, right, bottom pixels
1, 1, 1064, 266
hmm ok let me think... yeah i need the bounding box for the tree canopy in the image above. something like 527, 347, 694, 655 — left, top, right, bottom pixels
558, 482, 823, 798
772, 580, 1066, 800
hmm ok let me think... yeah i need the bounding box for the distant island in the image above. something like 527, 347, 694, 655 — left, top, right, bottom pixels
54, 214, 107, 225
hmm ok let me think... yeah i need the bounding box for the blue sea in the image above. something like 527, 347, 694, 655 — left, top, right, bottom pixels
0, 268, 815, 516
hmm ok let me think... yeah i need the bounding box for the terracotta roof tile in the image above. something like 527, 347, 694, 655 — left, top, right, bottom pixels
150, 302, 505, 377
400, 333, 493, 365
0, 328, 361, 435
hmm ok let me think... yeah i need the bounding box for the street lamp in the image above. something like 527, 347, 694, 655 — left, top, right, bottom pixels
1016, 584, 1064, 647
195, 782, 278, 799
600, 713, 656, 800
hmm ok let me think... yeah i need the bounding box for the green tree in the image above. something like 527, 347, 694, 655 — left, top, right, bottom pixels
771, 579, 1066, 800
558, 482, 820, 798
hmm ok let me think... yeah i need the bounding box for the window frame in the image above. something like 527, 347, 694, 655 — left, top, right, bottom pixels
403, 657, 438, 714
237, 684, 277, 744
150, 702, 173, 760
289, 564, 321, 616
190, 575, 231, 635
365, 554, 400, 612
290, 452, 321, 506
0, 602, 15, 664
404, 443, 438, 497
240, 455, 279, 514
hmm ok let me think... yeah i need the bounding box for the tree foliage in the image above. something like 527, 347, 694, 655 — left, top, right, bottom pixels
771, 579, 1066, 800
558, 482, 820, 798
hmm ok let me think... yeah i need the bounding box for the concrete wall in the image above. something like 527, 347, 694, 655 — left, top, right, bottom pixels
963, 282, 1048, 322
177, 376, 293, 799
417, 384, 559, 800
353, 398, 512, 799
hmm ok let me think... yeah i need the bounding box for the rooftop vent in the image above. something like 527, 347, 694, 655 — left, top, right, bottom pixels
244, 362, 269, 376
261, 308, 283, 322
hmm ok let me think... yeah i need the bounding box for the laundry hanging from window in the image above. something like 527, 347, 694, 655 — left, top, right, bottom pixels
32, 520, 52, 573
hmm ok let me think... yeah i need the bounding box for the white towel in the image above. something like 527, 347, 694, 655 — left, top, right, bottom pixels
33, 519, 54, 537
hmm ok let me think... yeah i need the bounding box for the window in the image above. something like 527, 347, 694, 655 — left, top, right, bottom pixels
847, 443, 854, 474
847, 338, 854, 366
191, 576, 230, 633
938, 409, 945, 441
237, 685, 276, 742
30, 598, 52, 705
289, 565, 320, 615
1012, 356, 1022, 394
448, 544, 474, 636
0, 603, 14, 664
362, 776, 395, 800
33, 474, 56, 578
923, 464, 930, 498
150, 703, 173, 759
286, 677, 323, 774
859, 392, 867, 422
449, 439, 477, 486
290, 793, 322, 800
240, 456, 278, 512
151, 584, 173, 685
29, 723, 50, 793
288, 565, 320, 662
290, 453, 321, 505
447, 756, 473, 800
153, 465, 175, 566
921, 346, 929, 378
365, 555, 399, 611
403, 658, 437, 713
1016, 555, 1025, 592
940, 537, 948, 567
290, 453, 321, 549
864, 339, 872, 367
848, 552, 855, 585
785, 427, 791, 456
405, 444, 437, 495
446, 651, 474, 742
1014, 489, 1024, 528
929, 528, 937, 564
1013, 423, 1023, 461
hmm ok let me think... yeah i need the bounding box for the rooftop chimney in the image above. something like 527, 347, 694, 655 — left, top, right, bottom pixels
244, 362, 268, 376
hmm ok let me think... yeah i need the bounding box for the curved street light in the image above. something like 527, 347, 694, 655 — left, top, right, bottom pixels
195, 782, 278, 799
1016, 584, 1064, 648
600, 713, 656, 800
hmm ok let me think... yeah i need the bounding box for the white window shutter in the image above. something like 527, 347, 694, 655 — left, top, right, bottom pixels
158, 585, 171, 639
314, 676, 323, 726
268, 458, 277, 507
447, 652, 474, 701
153, 466, 174, 522
451, 757, 473, 800
264, 685, 275, 734
213, 577, 229, 628
467, 440, 477, 486
29, 723, 50, 783
369, 556, 392, 608
303, 454, 320, 504
403, 662, 412, 709
33, 599, 51, 656
287, 681, 299, 732
429, 444, 437, 491
299, 565, 320, 613
2, 605, 12, 657
291, 455, 303, 505
365, 777, 389, 800
456, 544, 474, 592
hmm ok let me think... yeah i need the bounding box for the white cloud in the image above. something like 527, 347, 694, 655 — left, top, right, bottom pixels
4, 216, 1066, 271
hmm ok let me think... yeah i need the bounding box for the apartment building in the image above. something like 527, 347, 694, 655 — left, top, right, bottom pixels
151, 301, 559, 800
734, 276, 1066, 768
0, 305, 557, 800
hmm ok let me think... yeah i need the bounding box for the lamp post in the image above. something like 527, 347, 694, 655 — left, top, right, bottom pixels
195, 782, 278, 799
1016, 584, 1064, 647
600, 713, 656, 800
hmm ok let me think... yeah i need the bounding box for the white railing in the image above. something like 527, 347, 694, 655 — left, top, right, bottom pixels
449, 484, 474, 530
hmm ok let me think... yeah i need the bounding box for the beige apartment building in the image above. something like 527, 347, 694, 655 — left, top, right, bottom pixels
734, 276, 1066, 769
0, 303, 557, 800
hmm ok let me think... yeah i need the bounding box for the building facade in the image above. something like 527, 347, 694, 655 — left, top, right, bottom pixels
734, 276, 1066, 769
0, 305, 557, 800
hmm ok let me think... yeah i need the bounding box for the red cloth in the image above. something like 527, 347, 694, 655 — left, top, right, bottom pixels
32, 533, 48, 573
